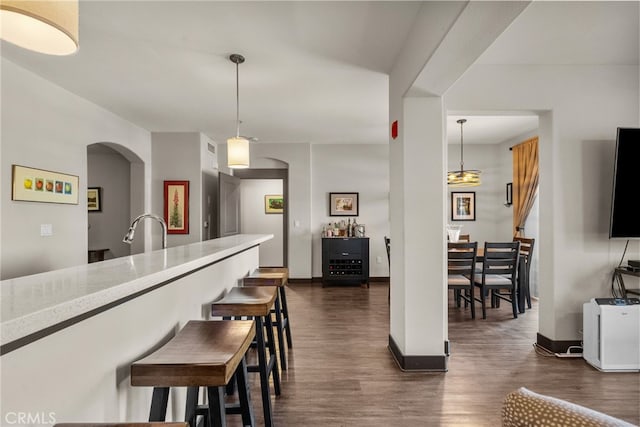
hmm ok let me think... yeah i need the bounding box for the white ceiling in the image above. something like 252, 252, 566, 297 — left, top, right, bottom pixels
1, 1, 637, 146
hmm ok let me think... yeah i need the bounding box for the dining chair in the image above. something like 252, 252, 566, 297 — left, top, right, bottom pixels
448, 241, 478, 319
513, 236, 535, 311
473, 241, 520, 319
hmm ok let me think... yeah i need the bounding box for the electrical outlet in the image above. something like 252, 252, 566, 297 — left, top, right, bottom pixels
376, 256, 383, 264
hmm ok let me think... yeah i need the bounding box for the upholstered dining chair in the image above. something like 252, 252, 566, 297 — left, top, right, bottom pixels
473, 241, 520, 319
513, 236, 535, 311
448, 241, 478, 319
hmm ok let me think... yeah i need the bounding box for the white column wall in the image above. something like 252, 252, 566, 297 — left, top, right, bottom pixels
390, 97, 447, 357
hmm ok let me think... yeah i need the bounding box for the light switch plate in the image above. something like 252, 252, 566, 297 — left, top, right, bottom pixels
40, 224, 53, 236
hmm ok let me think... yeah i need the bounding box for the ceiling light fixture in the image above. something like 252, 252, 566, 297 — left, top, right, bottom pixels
0, 0, 79, 55
447, 118, 481, 187
227, 53, 250, 169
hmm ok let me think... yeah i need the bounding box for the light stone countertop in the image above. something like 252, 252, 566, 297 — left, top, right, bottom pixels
1, 234, 272, 351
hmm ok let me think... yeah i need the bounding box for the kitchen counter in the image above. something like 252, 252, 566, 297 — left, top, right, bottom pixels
1, 234, 272, 354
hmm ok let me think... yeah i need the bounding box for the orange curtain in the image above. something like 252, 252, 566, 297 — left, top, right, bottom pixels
512, 137, 539, 237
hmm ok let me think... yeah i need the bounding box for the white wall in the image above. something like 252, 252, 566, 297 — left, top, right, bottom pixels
446, 128, 540, 243
219, 142, 391, 279
311, 144, 390, 278
0, 59, 152, 280
227, 143, 312, 279
446, 143, 505, 243
151, 132, 203, 248
88, 147, 131, 259
446, 63, 639, 341
240, 179, 283, 266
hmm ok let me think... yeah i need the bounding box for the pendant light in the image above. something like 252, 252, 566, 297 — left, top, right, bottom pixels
447, 118, 481, 187
227, 53, 250, 169
0, 0, 79, 55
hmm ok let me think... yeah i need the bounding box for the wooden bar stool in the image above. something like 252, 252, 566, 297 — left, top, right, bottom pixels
55, 424, 188, 427
242, 268, 292, 373
211, 286, 281, 427
130, 320, 255, 427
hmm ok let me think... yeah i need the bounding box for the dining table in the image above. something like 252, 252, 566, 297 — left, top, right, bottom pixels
450, 245, 528, 314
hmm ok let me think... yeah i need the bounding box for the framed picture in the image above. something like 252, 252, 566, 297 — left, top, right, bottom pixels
87, 187, 102, 212
330, 192, 359, 216
265, 195, 284, 214
164, 180, 189, 234
505, 182, 513, 206
451, 191, 476, 221
11, 164, 79, 205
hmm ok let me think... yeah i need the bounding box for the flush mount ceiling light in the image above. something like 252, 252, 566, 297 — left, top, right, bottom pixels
447, 118, 481, 187
227, 53, 250, 169
0, 0, 79, 55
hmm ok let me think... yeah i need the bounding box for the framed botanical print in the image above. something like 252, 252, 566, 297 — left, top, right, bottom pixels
164, 180, 189, 234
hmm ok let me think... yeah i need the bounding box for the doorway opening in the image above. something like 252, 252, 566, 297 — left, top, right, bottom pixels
445, 112, 540, 314
87, 142, 145, 261
234, 168, 289, 268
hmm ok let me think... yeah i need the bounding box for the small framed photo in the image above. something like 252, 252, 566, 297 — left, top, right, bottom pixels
505, 182, 513, 206
330, 192, 359, 216
451, 191, 476, 221
265, 194, 284, 214
87, 187, 102, 212
164, 180, 189, 234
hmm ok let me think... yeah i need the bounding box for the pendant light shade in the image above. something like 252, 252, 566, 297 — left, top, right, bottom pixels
448, 118, 481, 187
227, 53, 250, 169
227, 136, 250, 169
0, 0, 79, 55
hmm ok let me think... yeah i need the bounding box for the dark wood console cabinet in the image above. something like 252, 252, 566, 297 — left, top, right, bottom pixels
322, 237, 369, 287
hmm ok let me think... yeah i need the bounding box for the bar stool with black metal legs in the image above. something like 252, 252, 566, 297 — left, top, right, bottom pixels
55, 423, 188, 427
242, 267, 292, 372
211, 286, 281, 427
130, 320, 256, 427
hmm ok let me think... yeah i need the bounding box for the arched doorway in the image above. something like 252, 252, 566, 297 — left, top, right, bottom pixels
87, 142, 145, 260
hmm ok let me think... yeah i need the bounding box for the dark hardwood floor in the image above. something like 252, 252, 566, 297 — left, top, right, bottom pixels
232, 281, 640, 426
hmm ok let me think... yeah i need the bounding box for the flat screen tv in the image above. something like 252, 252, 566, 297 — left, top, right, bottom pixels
609, 127, 640, 239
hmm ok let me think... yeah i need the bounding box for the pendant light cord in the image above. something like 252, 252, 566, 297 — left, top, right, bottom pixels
457, 118, 467, 174
235, 60, 240, 138
460, 120, 464, 171
229, 53, 245, 139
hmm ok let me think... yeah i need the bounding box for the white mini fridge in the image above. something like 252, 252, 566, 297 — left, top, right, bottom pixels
583, 298, 640, 372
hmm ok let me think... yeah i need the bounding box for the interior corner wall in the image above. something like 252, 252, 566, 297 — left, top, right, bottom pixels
310, 144, 390, 278
151, 132, 203, 248
0, 59, 151, 280
445, 63, 640, 341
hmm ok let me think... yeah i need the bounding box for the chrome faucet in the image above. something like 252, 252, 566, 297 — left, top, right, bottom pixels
123, 213, 168, 249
